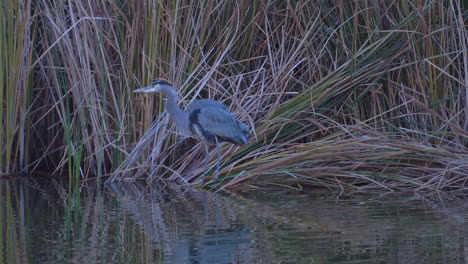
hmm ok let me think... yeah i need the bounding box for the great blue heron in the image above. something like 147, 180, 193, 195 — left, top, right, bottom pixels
134, 80, 249, 183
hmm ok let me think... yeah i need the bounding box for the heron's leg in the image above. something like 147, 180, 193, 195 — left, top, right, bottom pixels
202, 143, 210, 183
214, 138, 221, 181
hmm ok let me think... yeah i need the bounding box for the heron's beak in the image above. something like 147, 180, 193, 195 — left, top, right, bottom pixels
133, 86, 154, 93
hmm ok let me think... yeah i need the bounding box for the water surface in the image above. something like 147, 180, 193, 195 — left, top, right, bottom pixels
1, 179, 467, 263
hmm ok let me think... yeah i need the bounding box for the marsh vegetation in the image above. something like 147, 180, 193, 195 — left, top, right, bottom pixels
1, 0, 467, 191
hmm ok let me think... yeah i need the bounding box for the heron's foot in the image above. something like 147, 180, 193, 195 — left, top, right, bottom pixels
201, 171, 220, 185
211, 174, 220, 183
201, 170, 212, 184
208, 168, 220, 182
201, 173, 208, 184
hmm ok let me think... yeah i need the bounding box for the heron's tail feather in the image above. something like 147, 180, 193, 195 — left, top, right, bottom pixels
236, 121, 250, 145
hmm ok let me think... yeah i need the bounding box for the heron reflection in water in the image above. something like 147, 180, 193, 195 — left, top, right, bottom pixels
134, 81, 249, 183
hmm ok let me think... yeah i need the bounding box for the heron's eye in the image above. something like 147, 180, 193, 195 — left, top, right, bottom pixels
151, 80, 170, 86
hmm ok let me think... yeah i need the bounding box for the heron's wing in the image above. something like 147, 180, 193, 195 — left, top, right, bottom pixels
190, 106, 249, 145
186, 99, 228, 113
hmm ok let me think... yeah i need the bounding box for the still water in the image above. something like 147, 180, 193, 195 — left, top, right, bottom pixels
1, 179, 467, 264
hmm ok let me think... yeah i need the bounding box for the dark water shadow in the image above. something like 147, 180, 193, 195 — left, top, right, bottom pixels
1, 178, 468, 263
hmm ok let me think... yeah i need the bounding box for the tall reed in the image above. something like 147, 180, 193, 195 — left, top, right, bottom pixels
0, 1, 33, 175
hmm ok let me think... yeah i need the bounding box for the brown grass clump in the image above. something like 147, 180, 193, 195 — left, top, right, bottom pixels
1, 0, 467, 191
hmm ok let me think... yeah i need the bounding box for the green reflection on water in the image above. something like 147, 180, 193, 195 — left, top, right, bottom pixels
0, 179, 467, 264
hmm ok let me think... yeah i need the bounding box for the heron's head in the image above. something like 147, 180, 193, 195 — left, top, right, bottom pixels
133, 80, 172, 93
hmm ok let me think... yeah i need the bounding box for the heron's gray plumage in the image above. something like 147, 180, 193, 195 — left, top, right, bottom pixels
134, 81, 249, 182
186, 99, 228, 112
188, 102, 249, 146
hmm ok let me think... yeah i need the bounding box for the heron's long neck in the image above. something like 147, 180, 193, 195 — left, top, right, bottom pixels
161, 85, 190, 135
